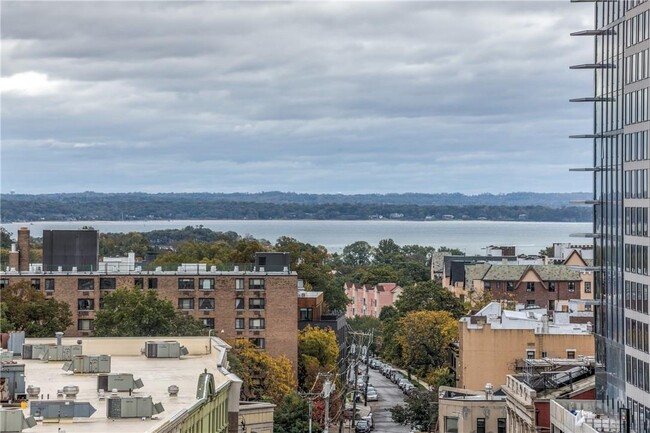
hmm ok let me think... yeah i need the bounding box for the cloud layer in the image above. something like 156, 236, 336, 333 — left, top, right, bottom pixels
1, 1, 594, 194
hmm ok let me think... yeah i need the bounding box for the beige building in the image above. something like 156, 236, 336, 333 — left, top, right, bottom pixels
0, 335, 274, 433
455, 303, 595, 390
438, 385, 507, 433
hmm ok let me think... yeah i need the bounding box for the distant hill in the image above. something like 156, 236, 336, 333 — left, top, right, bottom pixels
0, 192, 592, 222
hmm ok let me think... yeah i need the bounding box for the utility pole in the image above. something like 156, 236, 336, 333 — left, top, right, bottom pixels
322, 375, 334, 433
308, 399, 313, 433
363, 330, 373, 406
351, 360, 359, 428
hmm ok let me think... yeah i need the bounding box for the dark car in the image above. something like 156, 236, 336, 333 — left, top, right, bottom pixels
355, 420, 371, 433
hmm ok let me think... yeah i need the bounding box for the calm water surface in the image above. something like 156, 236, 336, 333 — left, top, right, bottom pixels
2, 220, 591, 255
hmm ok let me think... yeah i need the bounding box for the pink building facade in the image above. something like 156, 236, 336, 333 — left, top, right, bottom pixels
344, 282, 403, 318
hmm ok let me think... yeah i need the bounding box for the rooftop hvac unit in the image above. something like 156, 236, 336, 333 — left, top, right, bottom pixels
97, 373, 144, 392
0, 363, 26, 402
21, 344, 50, 360
7, 332, 25, 355
22, 344, 82, 361
30, 400, 96, 419
0, 408, 37, 432
106, 396, 164, 419
0, 351, 15, 362
46, 344, 83, 361
143, 341, 188, 358
62, 355, 111, 373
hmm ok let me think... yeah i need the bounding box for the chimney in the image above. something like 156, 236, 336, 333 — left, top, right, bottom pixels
17, 227, 30, 272
8, 243, 19, 270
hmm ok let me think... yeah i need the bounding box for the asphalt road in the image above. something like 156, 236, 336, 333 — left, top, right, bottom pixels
361, 366, 413, 433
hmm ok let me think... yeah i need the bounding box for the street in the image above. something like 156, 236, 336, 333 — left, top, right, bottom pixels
362, 367, 412, 433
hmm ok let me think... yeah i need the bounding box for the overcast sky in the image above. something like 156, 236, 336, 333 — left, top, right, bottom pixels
1, 1, 595, 195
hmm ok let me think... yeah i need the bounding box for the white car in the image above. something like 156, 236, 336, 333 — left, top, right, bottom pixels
366, 389, 379, 401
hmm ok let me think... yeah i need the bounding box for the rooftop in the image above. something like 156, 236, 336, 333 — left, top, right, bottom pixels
462, 302, 592, 334
6, 336, 239, 433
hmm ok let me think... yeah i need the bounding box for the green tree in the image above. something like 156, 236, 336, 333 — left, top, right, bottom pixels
395, 281, 465, 318
538, 245, 554, 257
342, 241, 373, 266
0, 227, 14, 269
274, 392, 323, 433
93, 288, 207, 336
374, 239, 401, 265
390, 390, 438, 432
0, 281, 73, 337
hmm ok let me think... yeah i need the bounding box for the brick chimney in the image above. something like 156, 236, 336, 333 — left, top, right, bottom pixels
17, 227, 30, 272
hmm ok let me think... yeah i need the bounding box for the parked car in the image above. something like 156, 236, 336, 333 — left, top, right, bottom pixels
355, 420, 372, 433
361, 413, 375, 430
366, 388, 379, 401
398, 378, 412, 390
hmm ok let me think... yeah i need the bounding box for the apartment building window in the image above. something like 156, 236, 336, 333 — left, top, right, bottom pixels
235, 278, 244, 290
497, 418, 506, 433
198, 298, 215, 310
548, 281, 556, 292
45, 278, 55, 292
527, 300, 536, 307
299, 308, 313, 321
77, 299, 95, 311
495, 282, 500, 290
148, 278, 158, 289
0, 279, 8, 289
250, 338, 265, 349
444, 417, 458, 433
549, 300, 555, 311
526, 282, 535, 292
99, 298, 105, 309
134, 278, 144, 290
77, 319, 94, 331
526, 350, 536, 359
567, 350, 576, 359
249, 318, 265, 330
31, 279, 41, 290
178, 298, 194, 310
235, 318, 245, 330
249, 279, 265, 290
568, 282, 576, 292
235, 297, 245, 310
507, 282, 514, 291
199, 278, 214, 291
584, 282, 592, 293
484, 281, 491, 290
477, 418, 486, 433
202, 318, 215, 329
100, 278, 116, 291
249, 298, 265, 310
178, 278, 195, 291
78, 278, 94, 291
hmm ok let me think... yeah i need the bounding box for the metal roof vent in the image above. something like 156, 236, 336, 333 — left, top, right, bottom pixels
168, 385, 179, 397
26, 385, 40, 398
62, 386, 79, 399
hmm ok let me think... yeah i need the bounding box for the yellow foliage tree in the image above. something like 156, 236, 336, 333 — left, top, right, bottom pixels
298, 325, 339, 391
228, 339, 297, 405
394, 310, 458, 383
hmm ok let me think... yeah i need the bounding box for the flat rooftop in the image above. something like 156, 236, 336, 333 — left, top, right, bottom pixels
10, 337, 230, 433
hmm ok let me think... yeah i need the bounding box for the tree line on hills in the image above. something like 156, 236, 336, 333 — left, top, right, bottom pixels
1, 192, 591, 222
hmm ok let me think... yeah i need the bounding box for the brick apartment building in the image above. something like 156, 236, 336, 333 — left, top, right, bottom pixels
1, 228, 298, 368
344, 282, 403, 318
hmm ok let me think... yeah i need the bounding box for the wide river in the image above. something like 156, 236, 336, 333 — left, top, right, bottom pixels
2, 220, 592, 255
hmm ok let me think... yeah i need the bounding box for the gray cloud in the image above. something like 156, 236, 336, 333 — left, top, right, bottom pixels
1, 1, 594, 194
